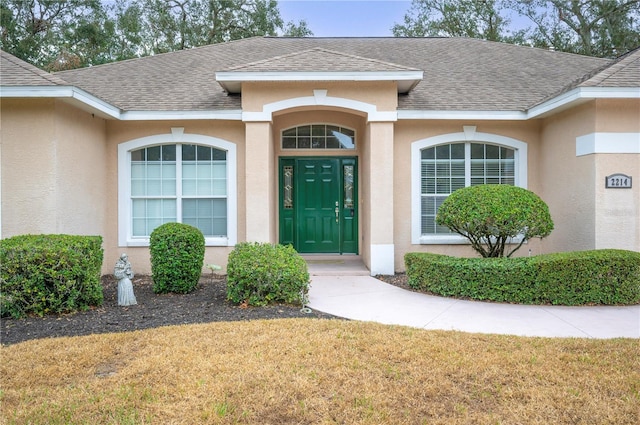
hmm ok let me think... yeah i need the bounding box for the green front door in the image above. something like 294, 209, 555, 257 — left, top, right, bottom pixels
279, 157, 358, 254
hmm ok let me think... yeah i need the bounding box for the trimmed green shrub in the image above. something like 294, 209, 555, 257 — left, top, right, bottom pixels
150, 223, 205, 294
405, 250, 640, 306
227, 242, 309, 307
0, 234, 104, 318
436, 185, 554, 257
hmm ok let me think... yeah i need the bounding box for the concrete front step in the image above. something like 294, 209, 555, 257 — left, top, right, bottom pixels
302, 255, 370, 276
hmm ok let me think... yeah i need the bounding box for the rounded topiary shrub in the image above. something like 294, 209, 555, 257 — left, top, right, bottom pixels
436, 184, 554, 257
226, 242, 309, 307
150, 223, 205, 294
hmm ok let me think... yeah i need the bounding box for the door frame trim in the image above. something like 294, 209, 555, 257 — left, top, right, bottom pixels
278, 156, 358, 254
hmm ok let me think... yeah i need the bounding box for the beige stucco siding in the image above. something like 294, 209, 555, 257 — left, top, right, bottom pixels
595, 154, 640, 250
1, 99, 58, 235
595, 99, 640, 132
3, 84, 637, 278
1, 99, 108, 241
242, 81, 398, 113
540, 99, 640, 254
539, 103, 597, 253
593, 99, 640, 251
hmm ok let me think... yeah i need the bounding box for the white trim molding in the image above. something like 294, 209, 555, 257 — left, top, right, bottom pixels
399, 87, 640, 121
117, 131, 237, 247
576, 132, 640, 156
215, 70, 424, 94
243, 90, 397, 123
411, 128, 528, 245
370, 244, 395, 276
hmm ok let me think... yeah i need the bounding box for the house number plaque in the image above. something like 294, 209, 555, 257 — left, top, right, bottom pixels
605, 173, 632, 189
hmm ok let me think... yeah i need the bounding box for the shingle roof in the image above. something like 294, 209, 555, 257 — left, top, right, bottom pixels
223, 47, 420, 72
38, 37, 622, 112
0, 50, 68, 86
579, 46, 640, 88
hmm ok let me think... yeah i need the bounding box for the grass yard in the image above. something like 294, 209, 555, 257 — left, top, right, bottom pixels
1, 319, 638, 424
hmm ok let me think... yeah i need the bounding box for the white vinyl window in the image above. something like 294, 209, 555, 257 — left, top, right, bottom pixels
118, 133, 237, 247
411, 130, 527, 244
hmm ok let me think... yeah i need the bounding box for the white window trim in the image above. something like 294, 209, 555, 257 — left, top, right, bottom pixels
411, 127, 528, 244
118, 131, 237, 247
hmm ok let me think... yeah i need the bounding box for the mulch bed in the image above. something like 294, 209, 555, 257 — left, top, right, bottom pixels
0, 275, 344, 346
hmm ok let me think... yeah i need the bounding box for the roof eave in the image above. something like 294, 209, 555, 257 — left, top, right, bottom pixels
398, 87, 640, 120
0, 85, 121, 119
527, 86, 640, 119
215, 70, 424, 94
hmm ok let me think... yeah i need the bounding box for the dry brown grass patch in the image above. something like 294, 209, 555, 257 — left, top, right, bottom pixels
1, 319, 639, 424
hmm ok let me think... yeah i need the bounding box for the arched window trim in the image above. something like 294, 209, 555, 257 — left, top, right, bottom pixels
281, 123, 357, 150
411, 130, 528, 244
118, 132, 237, 247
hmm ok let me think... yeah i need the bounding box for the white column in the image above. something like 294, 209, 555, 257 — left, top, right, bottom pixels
367, 121, 395, 275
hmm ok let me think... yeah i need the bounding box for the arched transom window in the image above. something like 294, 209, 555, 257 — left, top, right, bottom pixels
282, 124, 355, 149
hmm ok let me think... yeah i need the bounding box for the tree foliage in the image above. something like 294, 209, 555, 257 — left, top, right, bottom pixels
436, 185, 554, 258
392, 0, 525, 43
393, 0, 640, 57
507, 0, 640, 57
1, 0, 312, 69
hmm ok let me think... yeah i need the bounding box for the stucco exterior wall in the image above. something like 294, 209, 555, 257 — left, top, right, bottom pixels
540, 100, 640, 254
593, 99, 640, 251
594, 154, 640, 250
3, 89, 636, 279
1, 98, 107, 240
242, 81, 398, 113
1, 99, 58, 236
539, 103, 597, 253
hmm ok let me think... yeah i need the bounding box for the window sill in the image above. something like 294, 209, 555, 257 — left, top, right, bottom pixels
125, 237, 231, 247
417, 235, 525, 245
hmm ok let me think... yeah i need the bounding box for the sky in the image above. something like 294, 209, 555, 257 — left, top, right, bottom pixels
278, 0, 413, 37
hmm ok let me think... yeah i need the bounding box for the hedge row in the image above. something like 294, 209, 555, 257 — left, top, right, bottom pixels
405, 250, 640, 305
0, 234, 104, 318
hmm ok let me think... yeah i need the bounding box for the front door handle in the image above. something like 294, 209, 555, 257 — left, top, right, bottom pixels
335, 201, 339, 223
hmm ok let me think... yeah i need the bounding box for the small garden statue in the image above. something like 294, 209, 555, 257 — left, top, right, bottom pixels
114, 253, 137, 306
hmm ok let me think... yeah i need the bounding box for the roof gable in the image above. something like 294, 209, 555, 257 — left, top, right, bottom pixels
216, 47, 423, 94
224, 47, 420, 73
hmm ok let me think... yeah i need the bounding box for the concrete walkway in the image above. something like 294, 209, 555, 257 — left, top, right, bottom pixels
307, 275, 640, 339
